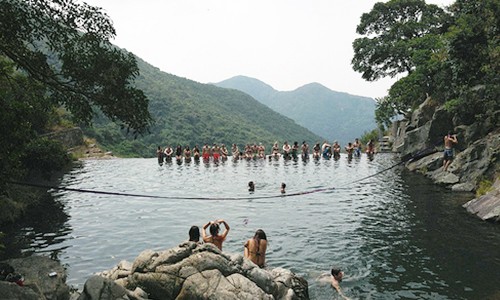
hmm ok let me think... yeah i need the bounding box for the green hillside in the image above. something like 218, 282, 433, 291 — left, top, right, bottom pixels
215, 76, 377, 145
83, 58, 323, 157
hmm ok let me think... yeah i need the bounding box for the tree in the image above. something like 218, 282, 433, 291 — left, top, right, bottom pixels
352, 0, 449, 81
0, 0, 152, 133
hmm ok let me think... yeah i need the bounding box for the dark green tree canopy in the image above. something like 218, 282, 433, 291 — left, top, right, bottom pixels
353, 0, 499, 129
0, 0, 151, 133
352, 0, 448, 81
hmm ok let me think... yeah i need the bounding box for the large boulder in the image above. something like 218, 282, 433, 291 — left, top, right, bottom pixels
463, 178, 500, 222
0, 256, 70, 300
87, 242, 309, 300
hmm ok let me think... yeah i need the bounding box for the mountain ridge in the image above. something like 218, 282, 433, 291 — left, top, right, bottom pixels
214, 75, 377, 145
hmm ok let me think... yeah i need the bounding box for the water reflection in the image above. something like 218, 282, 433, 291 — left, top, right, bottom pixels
1, 192, 71, 261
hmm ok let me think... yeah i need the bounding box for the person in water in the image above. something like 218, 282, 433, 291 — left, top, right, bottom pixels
291, 141, 299, 160
157, 146, 164, 165
443, 131, 458, 171
248, 181, 255, 192
313, 142, 321, 159
192, 145, 200, 160
281, 182, 286, 194
332, 141, 341, 159
244, 229, 267, 268
282, 141, 291, 159
164, 145, 173, 162
175, 145, 183, 161
330, 267, 349, 299
202, 219, 230, 251
188, 225, 200, 243
353, 138, 361, 157
301, 141, 309, 160
345, 142, 354, 159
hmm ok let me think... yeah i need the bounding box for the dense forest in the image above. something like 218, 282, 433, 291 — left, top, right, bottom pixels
215, 76, 377, 145
82, 58, 323, 158
352, 0, 499, 132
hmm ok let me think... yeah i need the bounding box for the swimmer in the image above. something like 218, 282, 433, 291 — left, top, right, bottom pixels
248, 181, 255, 192
281, 182, 286, 194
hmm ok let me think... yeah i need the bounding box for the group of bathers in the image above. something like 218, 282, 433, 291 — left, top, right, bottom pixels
157, 138, 376, 165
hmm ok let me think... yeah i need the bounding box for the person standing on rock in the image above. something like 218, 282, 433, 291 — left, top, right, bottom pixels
244, 229, 267, 268
443, 131, 458, 171
202, 219, 230, 251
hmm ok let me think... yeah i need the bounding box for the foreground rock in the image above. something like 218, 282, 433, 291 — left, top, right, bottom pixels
463, 178, 500, 222
78, 242, 309, 300
0, 256, 70, 300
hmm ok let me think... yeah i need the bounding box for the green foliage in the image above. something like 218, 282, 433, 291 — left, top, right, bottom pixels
354, 0, 500, 132
360, 129, 379, 146
21, 138, 71, 178
476, 179, 493, 197
0, 0, 152, 133
352, 0, 448, 81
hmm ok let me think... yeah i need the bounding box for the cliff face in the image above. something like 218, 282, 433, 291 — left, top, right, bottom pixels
391, 97, 500, 222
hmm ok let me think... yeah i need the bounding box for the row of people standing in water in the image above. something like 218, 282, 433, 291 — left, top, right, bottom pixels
156, 139, 376, 165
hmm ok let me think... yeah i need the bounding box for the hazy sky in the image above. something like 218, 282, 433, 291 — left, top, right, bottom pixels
81, 0, 454, 99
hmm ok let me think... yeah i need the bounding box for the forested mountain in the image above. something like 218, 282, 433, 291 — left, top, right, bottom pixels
214, 76, 377, 145
83, 59, 323, 157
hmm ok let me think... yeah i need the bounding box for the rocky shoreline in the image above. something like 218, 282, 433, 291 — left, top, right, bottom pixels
1, 243, 309, 300
390, 97, 499, 222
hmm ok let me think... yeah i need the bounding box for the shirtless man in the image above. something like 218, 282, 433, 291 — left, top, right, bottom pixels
282, 141, 291, 159
353, 138, 361, 157
443, 131, 458, 171
220, 144, 229, 160
164, 145, 173, 162
202, 143, 211, 161
332, 141, 341, 159
345, 142, 354, 159
231, 143, 239, 159
258, 143, 266, 159
313, 142, 321, 159
212, 143, 220, 162
301, 141, 309, 160
317, 267, 349, 300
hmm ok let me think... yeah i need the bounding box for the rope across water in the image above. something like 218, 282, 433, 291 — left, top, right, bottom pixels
6, 153, 414, 201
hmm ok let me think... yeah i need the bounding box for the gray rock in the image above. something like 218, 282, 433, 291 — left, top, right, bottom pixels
0, 281, 40, 300
463, 179, 500, 222
77, 275, 129, 300
89, 243, 308, 300
1, 256, 70, 300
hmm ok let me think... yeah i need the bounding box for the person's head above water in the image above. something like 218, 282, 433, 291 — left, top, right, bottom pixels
331, 267, 344, 282
248, 181, 255, 191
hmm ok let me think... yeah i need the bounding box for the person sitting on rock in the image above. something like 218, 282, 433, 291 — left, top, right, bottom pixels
202, 219, 230, 251
244, 229, 267, 268
188, 225, 200, 243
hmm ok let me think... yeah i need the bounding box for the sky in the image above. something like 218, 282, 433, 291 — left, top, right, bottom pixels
80, 0, 455, 99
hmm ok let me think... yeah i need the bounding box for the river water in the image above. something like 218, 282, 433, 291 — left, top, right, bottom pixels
2, 155, 500, 299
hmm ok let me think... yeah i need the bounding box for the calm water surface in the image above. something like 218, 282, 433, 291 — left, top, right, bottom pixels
2, 154, 500, 299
